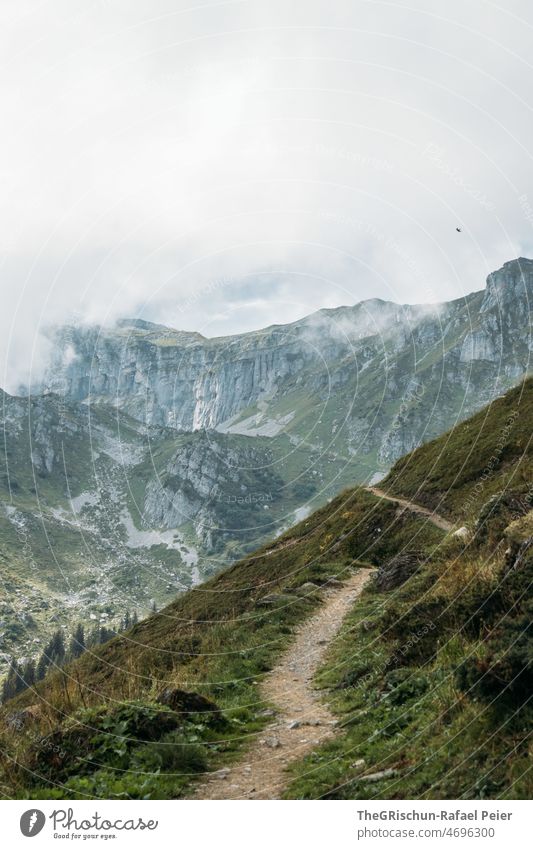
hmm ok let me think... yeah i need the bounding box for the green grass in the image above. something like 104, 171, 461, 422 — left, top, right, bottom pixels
1, 378, 531, 800
0, 486, 439, 799
384, 377, 532, 520
284, 559, 532, 799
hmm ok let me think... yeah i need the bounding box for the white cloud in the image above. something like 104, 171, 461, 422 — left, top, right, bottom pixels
1, 0, 533, 389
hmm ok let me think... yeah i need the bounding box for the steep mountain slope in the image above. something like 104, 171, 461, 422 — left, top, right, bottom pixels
1, 257, 531, 676
0, 392, 304, 672
384, 375, 531, 519
286, 378, 533, 800
1, 378, 530, 800
43, 258, 532, 471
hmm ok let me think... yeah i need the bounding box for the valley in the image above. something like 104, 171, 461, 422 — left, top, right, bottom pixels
0, 257, 531, 676
0, 377, 531, 799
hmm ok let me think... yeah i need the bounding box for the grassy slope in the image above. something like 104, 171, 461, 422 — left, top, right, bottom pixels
0, 489, 441, 799
285, 378, 532, 799
1, 379, 531, 799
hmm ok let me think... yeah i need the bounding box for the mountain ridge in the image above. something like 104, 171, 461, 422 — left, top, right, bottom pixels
1, 377, 530, 800
42, 257, 531, 434
0, 256, 530, 677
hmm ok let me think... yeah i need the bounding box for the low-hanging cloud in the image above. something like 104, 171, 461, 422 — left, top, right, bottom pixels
1, 0, 533, 391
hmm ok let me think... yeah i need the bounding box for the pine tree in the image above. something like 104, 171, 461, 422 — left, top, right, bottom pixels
49, 629, 66, 664
132, 610, 138, 626
69, 623, 85, 659
1, 662, 15, 703
1, 672, 13, 703
98, 626, 116, 645
87, 625, 100, 648
1, 658, 23, 703
36, 652, 48, 681
22, 659, 36, 688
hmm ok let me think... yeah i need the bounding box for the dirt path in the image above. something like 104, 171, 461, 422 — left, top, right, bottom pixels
193, 489, 449, 799
193, 569, 371, 800
366, 486, 454, 532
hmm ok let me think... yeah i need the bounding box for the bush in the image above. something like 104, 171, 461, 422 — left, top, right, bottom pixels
456, 549, 533, 708
456, 612, 533, 708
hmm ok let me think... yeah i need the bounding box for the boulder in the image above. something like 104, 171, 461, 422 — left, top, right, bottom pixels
256, 593, 294, 606
5, 704, 41, 730
357, 767, 397, 782
156, 687, 225, 726
291, 582, 320, 596
373, 551, 423, 591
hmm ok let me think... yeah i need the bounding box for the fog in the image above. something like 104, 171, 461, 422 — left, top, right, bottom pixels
1, 0, 533, 390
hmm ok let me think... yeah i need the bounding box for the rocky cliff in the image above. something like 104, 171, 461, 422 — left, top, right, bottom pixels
42, 258, 532, 461
1, 258, 530, 668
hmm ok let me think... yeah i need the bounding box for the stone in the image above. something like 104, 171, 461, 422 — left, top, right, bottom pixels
373, 551, 424, 591
357, 768, 397, 782
257, 593, 294, 606
292, 582, 320, 596
262, 736, 282, 748
156, 688, 225, 726
212, 768, 230, 780
256, 708, 277, 718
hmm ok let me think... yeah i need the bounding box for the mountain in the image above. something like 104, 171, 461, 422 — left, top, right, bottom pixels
1, 377, 531, 800
0, 390, 297, 673
42, 257, 532, 495
0, 257, 531, 669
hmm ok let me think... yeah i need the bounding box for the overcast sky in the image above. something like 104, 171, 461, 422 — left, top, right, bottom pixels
2, 0, 533, 389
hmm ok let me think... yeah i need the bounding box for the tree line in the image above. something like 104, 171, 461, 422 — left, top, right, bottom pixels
1, 610, 139, 704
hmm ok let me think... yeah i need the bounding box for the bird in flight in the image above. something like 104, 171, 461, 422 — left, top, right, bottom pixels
456, 227, 462, 232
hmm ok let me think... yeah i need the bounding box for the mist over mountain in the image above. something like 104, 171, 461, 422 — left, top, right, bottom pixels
43, 256, 531, 438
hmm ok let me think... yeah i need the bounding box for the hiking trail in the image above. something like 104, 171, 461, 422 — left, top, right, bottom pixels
193, 488, 450, 799
366, 486, 454, 532
193, 569, 370, 799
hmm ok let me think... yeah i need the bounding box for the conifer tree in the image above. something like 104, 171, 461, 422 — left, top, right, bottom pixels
36, 652, 48, 681
22, 659, 36, 688
69, 623, 85, 659
49, 629, 66, 664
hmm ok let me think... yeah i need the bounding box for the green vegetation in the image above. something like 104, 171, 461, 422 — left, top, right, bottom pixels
0, 484, 439, 798
284, 378, 532, 799
283, 539, 532, 799
384, 377, 532, 520
0, 378, 531, 799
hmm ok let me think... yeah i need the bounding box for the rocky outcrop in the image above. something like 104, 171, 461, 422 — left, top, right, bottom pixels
156, 688, 225, 726
142, 431, 284, 550
373, 551, 424, 591
40, 259, 532, 475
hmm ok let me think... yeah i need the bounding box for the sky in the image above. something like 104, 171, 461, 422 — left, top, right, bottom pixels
2, 0, 533, 389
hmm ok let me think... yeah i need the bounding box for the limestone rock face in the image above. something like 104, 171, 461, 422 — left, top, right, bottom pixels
1, 258, 531, 670
141, 431, 283, 550
482, 256, 533, 318
42, 260, 532, 460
